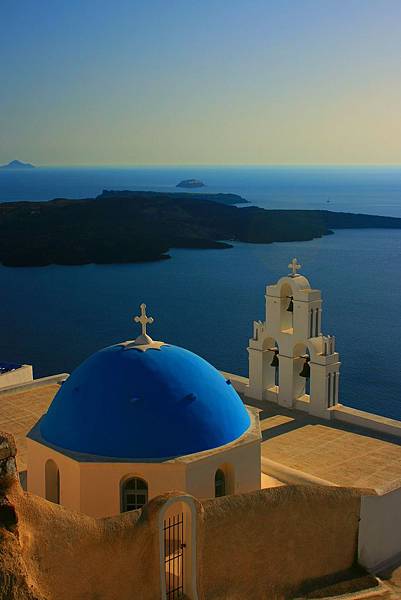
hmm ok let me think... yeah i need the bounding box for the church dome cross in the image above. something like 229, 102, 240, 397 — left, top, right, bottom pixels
120, 302, 165, 351
288, 258, 301, 277
134, 303, 154, 338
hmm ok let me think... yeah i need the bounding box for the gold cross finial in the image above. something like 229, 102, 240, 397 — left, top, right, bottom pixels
288, 258, 301, 277
134, 303, 154, 337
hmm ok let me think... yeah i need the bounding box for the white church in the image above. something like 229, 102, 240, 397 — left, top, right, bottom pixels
25, 258, 342, 517
26, 300, 261, 517
2, 258, 401, 589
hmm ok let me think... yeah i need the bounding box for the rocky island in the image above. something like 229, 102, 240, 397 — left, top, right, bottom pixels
177, 179, 205, 188
0, 159, 35, 169
1, 190, 401, 266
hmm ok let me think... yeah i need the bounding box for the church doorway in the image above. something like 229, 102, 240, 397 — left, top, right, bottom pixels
160, 496, 198, 600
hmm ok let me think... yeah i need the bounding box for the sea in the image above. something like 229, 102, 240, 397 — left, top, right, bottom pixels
1, 165, 401, 420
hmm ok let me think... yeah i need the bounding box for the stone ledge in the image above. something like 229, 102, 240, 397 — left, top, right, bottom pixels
261, 456, 337, 488
0, 373, 69, 397
221, 371, 401, 441
333, 405, 401, 440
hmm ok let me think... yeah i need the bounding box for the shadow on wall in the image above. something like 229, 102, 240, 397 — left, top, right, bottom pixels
0, 431, 364, 600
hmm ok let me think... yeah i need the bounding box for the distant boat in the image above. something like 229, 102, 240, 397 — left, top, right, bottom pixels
0, 159, 35, 170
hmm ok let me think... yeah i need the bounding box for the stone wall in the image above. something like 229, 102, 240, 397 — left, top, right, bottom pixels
199, 486, 361, 599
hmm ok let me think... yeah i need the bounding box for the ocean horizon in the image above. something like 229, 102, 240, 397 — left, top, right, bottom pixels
2, 164, 401, 217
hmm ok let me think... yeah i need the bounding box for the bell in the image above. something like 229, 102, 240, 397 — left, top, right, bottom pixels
270, 351, 279, 368
286, 296, 294, 312
299, 359, 310, 379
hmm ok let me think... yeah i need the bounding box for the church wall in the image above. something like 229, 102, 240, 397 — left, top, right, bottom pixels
185, 440, 261, 499
26, 438, 81, 511
78, 461, 187, 518
359, 488, 401, 572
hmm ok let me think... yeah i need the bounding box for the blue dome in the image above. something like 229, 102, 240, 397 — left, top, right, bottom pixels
40, 343, 250, 460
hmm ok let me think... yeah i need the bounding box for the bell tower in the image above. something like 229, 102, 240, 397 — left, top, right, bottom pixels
247, 259, 340, 419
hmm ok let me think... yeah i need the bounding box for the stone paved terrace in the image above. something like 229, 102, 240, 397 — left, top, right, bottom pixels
0, 383, 61, 472
244, 395, 401, 495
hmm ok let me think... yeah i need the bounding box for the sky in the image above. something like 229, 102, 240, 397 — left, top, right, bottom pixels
1, 0, 401, 166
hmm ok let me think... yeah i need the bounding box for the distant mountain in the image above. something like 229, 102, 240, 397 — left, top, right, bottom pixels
177, 179, 205, 188
0, 159, 35, 170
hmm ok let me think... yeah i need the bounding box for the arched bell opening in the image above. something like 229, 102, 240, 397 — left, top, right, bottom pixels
262, 337, 280, 395
293, 343, 311, 403
280, 283, 294, 333
45, 459, 60, 504
159, 496, 198, 600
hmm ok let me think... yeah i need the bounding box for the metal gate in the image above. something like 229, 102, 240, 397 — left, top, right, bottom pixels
164, 512, 185, 599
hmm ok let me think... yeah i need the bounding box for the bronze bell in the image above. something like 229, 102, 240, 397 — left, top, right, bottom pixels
299, 358, 310, 378
286, 296, 294, 312
270, 350, 279, 368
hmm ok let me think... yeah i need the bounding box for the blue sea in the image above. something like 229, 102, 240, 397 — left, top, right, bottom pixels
1, 166, 401, 419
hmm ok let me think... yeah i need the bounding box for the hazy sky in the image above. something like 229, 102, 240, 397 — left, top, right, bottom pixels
1, 0, 401, 165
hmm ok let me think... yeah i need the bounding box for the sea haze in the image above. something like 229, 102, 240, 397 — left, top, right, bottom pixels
1, 165, 401, 216
0, 166, 401, 420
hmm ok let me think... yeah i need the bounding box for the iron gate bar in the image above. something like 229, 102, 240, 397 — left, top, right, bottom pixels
164, 512, 184, 599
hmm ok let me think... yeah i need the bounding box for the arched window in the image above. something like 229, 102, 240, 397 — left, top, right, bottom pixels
45, 459, 60, 504
215, 469, 226, 497
121, 477, 148, 512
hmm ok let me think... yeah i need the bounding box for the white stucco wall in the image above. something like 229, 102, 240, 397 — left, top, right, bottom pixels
185, 440, 261, 499
0, 364, 33, 390
79, 461, 187, 518
333, 405, 401, 440
359, 488, 401, 571
27, 438, 261, 518
27, 443, 261, 518
27, 438, 81, 511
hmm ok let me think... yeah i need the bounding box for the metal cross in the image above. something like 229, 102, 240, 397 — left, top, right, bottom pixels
134, 303, 154, 336
288, 258, 301, 276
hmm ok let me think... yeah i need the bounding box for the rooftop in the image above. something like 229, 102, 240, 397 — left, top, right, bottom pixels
245, 395, 401, 495
0, 383, 60, 471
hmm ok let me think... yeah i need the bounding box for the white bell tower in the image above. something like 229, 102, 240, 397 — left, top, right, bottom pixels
247, 259, 340, 419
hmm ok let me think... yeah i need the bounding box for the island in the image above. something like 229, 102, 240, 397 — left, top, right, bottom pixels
1, 190, 401, 266
0, 159, 35, 170
176, 179, 205, 188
